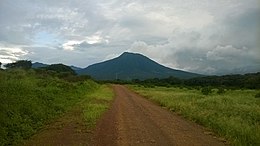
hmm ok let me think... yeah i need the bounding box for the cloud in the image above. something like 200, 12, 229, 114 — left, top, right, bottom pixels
85, 31, 110, 45
61, 31, 110, 51
207, 45, 247, 61
62, 40, 82, 51
0, 47, 29, 63
205, 45, 260, 74
128, 25, 260, 75
0, 0, 259, 74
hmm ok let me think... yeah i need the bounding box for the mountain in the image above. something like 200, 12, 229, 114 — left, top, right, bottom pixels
78, 52, 203, 80
32, 62, 48, 68
70, 65, 83, 71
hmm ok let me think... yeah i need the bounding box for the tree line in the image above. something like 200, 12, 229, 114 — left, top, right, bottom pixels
131, 73, 260, 89
2, 60, 259, 89
2, 60, 91, 82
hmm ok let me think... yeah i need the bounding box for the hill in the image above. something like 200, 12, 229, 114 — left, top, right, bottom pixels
32, 62, 48, 68
70, 65, 83, 71
32, 62, 82, 71
78, 52, 202, 80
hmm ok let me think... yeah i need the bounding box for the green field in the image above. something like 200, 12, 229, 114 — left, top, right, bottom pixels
130, 85, 260, 146
0, 69, 114, 145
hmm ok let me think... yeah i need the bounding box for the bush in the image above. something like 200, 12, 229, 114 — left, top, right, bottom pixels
201, 87, 212, 95
0, 69, 98, 145
255, 92, 260, 98
41, 64, 76, 75
217, 87, 225, 94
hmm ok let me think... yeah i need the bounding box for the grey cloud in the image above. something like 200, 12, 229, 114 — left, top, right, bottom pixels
0, 0, 259, 74
76, 42, 105, 49
0, 47, 29, 63
128, 20, 260, 75
217, 8, 260, 49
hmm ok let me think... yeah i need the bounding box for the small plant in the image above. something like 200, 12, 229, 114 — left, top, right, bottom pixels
217, 87, 225, 94
201, 87, 212, 95
193, 86, 201, 90
143, 83, 155, 88
255, 92, 260, 98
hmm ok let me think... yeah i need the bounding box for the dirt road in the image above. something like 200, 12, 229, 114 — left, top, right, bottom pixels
92, 85, 226, 146
24, 85, 226, 146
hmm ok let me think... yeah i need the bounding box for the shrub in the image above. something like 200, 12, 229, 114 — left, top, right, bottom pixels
0, 69, 98, 145
42, 64, 76, 75
255, 92, 260, 98
217, 87, 225, 94
201, 87, 212, 95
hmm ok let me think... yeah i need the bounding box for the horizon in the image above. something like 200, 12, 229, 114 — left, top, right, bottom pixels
26, 51, 260, 76
0, 0, 259, 75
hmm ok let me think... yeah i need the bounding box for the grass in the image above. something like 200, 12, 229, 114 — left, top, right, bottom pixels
130, 85, 260, 146
82, 85, 114, 127
0, 69, 113, 146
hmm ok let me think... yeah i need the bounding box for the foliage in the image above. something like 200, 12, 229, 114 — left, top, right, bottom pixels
255, 92, 260, 98
129, 72, 260, 89
0, 69, 99, 145
33, 63, 88, 82
83, 85, 114, 127
130, 85, 260, 145
217, 87, 225, 94
184, 73, 260, 89
41, 63, 76, 75
201, 87, 212, 95
62, 74, 92, 82
4, 60, 32, 69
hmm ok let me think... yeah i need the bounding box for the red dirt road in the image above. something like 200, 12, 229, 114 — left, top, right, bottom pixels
92, 85, 227, 146
23, 85, 227, 146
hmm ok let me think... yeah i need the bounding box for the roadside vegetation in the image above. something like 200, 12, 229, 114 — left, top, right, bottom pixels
0, 60, 114, 146
83, 85, 114, 127
130, 85, 260, 145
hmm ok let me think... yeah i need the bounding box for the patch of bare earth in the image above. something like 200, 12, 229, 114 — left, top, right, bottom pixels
22, 106, 91, 146
92, 85, 228, 146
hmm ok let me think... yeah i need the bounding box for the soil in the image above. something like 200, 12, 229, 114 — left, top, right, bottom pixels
23, 84, 227, 146
92, 85, 227, 146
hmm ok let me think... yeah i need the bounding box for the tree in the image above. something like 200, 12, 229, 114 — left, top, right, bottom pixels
43, 64, 76, 75
0, 62, 2, 68
4, 60, 32, 69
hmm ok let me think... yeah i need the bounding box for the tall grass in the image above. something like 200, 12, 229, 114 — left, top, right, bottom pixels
83, 85, 114, 127
130, 85, 260, 146
0, 69, 99, 145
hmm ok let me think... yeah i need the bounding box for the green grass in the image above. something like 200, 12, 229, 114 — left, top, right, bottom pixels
82, 85, 114, 127
130, 85, 260, 146
0, 69, 113, 146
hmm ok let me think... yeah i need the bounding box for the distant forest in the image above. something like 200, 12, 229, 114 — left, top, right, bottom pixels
108, 73, 260, 89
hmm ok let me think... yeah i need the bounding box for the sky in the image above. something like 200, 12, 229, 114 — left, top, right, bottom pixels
0, 0, 259, 75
